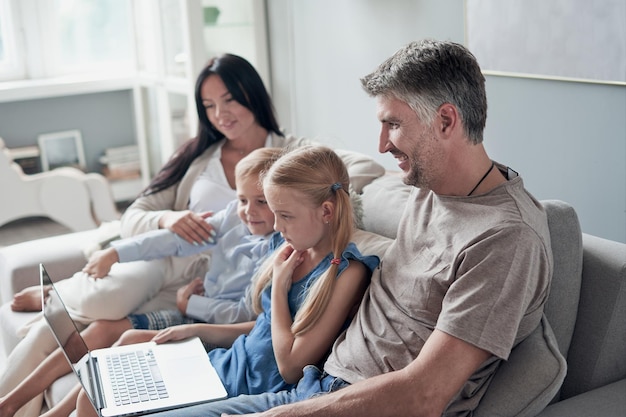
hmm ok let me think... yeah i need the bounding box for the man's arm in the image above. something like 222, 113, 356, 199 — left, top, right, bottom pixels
249, 329, 491, 417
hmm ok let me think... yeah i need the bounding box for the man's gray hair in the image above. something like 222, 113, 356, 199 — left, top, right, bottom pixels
361, 39, 487, 144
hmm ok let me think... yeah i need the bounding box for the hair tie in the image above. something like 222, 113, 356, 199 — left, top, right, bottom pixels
331, 182, 342, 192
330, 258, 341, 265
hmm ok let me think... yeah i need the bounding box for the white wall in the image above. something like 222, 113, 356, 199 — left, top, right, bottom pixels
268, 0, 465, 155
266, 0, 626, 243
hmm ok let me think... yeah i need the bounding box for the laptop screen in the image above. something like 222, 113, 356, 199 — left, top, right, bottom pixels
40, 264, 90, 364
40, 263, 103, 413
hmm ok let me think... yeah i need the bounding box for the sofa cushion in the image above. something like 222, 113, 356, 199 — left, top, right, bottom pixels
473, 316, 567, 417
560, 234, 626, 399
0, 229, 97, 304
352, 229, 392, 260
535, 379, 626, 417
360, 173, 412, 239
540, 200, 583, 361
334, 149, 386, 194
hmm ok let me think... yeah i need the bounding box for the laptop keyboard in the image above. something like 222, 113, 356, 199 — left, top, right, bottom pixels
106, 349, 169, 405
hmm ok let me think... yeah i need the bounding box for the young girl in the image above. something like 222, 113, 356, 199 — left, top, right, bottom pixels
75, 145, 380, 416
0, 147, 283, 417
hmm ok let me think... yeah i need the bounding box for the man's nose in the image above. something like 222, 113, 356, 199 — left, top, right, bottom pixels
379, 129, 391, 154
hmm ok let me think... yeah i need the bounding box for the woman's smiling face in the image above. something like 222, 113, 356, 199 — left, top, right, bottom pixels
200, 74, 258, 142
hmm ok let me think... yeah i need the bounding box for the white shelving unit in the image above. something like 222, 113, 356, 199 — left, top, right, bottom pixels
0, 0, 270, 192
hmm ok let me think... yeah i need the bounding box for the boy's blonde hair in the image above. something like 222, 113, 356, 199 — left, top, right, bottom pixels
252, 145, 354, 335
234, 147, 283, 187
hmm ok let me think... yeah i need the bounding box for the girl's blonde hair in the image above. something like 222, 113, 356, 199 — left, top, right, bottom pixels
252, 145, 354, 335
234, 147, 283, 186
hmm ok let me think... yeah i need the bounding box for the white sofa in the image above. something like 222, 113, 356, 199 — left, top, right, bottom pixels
1, 165, 625, 416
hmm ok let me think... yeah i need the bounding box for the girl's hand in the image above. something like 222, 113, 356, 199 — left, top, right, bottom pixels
272, 245, 304, 294
82, 248, 119, 278
176, 277, 205, 314
152, 324, 197, 344
159, 210, 215, 245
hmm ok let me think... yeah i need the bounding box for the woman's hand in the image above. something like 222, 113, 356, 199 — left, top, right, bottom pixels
82, 247, 119, 278
176, 277, 205, 314
159, 210, 215, 245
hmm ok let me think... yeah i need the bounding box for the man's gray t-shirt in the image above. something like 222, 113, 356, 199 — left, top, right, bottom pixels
324, 170, 553, 415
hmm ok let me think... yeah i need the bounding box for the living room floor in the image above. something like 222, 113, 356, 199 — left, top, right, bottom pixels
0, 217, 72, 375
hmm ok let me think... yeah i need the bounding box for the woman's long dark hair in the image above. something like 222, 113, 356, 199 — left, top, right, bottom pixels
142, 54, 283, 196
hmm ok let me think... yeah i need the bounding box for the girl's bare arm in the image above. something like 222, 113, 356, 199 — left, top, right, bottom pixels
271, 260, 368, 383
152, 321, 256, 348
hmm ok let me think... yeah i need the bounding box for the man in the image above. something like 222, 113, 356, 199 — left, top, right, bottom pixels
142, 38, 553, 417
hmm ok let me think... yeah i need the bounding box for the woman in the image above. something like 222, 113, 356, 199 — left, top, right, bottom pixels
120, 53, 309, 243
11, 53, 311, 319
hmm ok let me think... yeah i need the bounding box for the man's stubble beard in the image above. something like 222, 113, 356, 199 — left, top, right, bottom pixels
403, 131, 441, 190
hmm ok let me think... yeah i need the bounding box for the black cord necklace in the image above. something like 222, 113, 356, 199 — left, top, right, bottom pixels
467, 161, 495, 196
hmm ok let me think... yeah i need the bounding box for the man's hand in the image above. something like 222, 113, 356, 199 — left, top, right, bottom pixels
159, 210, 214, 245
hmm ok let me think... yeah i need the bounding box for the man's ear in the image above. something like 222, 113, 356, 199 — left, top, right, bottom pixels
438, 103, 458, 137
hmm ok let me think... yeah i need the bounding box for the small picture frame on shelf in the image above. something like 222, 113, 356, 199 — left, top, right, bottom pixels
38, 129, 86, 171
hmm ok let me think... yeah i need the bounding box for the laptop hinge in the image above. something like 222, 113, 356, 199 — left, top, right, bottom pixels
89, 355, 107, 411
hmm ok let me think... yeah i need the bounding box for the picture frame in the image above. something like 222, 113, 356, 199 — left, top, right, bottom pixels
465, 0, 626, 86
38, 129, 87, 171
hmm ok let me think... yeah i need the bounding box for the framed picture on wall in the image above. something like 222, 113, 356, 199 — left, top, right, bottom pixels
38, 129, 87, 171
465, 0, 626, 85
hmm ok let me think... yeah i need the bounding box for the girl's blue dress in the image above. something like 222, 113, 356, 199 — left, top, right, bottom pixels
208, 234, 380, 396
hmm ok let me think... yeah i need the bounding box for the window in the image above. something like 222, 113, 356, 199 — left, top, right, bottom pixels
0, 0, 135, 81
0, 0, 22, 80
159, 0, 187, 77
38, 0, 135, 76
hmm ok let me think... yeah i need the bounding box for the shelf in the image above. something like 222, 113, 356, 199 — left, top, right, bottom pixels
0, 74, 136, 103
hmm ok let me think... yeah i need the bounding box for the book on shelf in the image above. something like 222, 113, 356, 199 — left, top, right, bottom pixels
100, 145, 141, 180
103, 166, 142, 180
103, 145, 139, 157
7, 146, 42, 175
99, 147, 140, 165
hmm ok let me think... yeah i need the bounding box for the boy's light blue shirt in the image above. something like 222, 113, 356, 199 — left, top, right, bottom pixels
111, 199, 275, 323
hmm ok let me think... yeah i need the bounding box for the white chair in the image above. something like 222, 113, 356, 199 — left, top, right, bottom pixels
0, 137, 120, 232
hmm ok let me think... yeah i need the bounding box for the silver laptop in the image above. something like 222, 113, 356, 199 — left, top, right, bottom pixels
40, 263, 227, 417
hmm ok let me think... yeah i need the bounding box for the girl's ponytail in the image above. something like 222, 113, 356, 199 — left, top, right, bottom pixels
251, 146, 354, 335
292, 180, 352, 335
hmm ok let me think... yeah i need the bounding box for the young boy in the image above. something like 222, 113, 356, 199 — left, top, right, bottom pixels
83, 146, 283, 327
